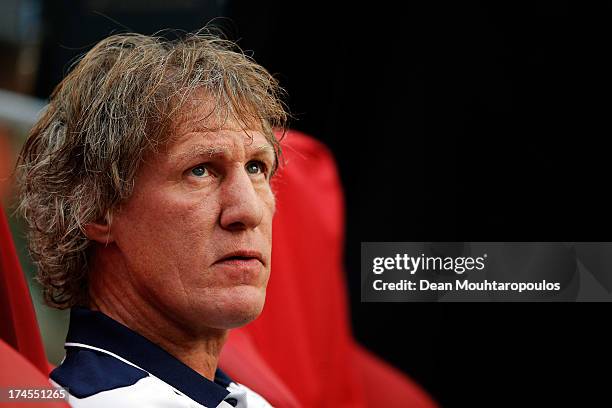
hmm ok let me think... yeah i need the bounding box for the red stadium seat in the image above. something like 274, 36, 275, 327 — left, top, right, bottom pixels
0, 339, 69, 408
219, 131, 438, 407
0, 206, 69, 407
0, 205, 49, 374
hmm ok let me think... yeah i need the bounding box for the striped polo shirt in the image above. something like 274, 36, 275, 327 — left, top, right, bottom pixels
50, 308, 271, 408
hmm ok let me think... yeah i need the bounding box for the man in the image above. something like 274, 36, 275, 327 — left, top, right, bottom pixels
15, 30, 288, 407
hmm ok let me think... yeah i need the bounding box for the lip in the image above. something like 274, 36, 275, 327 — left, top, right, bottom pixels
214, 250, 265, 266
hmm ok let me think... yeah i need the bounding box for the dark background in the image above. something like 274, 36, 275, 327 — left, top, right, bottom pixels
31, 1, 611, 406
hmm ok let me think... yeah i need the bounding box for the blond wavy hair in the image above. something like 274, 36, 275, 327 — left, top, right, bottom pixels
16, 30, 288, 309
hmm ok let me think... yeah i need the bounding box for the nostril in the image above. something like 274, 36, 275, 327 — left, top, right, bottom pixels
223, 220, 248, 232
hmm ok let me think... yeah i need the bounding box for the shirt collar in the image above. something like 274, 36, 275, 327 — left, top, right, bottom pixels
66, 307, 231, 408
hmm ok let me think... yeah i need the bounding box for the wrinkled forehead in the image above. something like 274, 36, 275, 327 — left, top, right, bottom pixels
168, 115, 273, 160
166, 90, 272, 144
151, 90, 279, 168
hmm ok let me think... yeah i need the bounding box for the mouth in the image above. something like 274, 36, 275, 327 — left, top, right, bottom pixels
214, 250, 265, 266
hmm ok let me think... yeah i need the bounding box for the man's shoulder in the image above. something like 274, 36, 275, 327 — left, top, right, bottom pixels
50, 346, 271, 407
50, 347, 149, 399
50, 348, 199, 407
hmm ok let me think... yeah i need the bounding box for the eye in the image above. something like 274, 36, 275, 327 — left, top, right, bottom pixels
246, 161, 267, 176
191, 165, 209, 177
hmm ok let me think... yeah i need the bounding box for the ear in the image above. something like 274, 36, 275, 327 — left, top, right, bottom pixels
84, 213, 115, 244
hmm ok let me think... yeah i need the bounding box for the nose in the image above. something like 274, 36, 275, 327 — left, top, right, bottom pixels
219, 166, 264, 231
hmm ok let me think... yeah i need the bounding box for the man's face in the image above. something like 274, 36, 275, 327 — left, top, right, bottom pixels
109, 105, 276, 333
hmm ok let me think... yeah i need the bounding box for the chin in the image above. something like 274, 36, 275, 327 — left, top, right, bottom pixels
204, 286, 267, 330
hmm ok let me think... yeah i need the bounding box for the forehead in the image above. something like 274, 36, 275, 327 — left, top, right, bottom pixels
167, 121, 272, 157
164, 93, 273, 152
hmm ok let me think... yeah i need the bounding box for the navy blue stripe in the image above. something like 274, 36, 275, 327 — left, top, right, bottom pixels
66, 307, 230, 407
214, 367, 234, 388
51, 348, 148, 398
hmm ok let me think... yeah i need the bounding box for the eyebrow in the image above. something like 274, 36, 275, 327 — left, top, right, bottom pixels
172, 143, 276, 164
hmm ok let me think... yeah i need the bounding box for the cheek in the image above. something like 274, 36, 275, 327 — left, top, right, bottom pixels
263, 188, 276, 236
113, 187, 220, 283
260, 186, 276, 230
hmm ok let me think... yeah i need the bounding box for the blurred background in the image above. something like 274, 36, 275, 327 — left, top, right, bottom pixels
1, 1, 611, 406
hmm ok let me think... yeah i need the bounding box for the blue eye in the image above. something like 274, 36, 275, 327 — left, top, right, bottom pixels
191, 165, 208, 177
246, 161, 266, 175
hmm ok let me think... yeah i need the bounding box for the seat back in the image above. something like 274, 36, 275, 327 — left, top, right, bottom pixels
0, 205, 49, 375
0, 339, 70, 408
0, 206, 70, 407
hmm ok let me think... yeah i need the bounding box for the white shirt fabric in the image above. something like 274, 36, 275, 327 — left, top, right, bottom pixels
50, 308, 272, 408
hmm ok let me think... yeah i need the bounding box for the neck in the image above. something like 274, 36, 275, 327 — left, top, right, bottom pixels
88, 245, 228, 381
